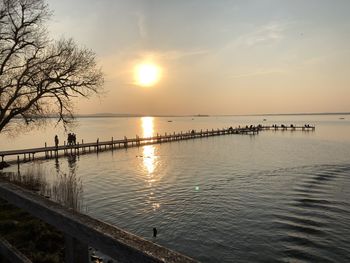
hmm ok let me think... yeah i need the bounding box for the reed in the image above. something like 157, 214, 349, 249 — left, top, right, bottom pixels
51, 171, 84, 212
0, 164, 84, 212
0, 164, 49, 195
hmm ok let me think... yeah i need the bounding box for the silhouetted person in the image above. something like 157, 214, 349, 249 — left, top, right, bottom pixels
67, 133, 72, 145
153, 227, 157, 238
72, 133, 76, 145
54, 135, 59, 148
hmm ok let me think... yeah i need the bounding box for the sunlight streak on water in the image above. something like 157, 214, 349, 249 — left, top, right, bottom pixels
141, 116, 154, 138
143, 146, 156, 176
141, 117, 156, 175
141, 117, 160, 211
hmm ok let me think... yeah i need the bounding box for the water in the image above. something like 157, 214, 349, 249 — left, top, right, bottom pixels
1, 115, 350, 262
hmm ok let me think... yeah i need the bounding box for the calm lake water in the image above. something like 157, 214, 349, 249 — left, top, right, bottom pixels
1, 115, 350, 262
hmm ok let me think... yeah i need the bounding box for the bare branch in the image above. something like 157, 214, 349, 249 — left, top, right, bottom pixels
0, 0, 104, 133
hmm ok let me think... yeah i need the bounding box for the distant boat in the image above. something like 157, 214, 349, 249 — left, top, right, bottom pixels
339, 117, 345, 120
168, 120, 173, 122
263, 119, 267, 121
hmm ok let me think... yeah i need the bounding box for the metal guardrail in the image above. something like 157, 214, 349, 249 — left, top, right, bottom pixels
0, 180, 198, 263
0, 237, 31, 263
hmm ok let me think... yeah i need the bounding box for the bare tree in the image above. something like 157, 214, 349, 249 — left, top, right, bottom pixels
0, 0, 103, 133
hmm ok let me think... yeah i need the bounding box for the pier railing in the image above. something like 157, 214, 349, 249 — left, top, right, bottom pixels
0, 179, 198, 263
0, 125, 315, 166
0, 127, 261, 164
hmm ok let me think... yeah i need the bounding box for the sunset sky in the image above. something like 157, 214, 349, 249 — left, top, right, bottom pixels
47, 0, 350, 115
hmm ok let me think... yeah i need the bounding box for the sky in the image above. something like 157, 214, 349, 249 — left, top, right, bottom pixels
47, 0, 350, 115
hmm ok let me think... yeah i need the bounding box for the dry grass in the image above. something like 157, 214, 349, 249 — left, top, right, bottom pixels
0, 164, 84, 212
51, 171, 84, 212
0, 164, 49, 194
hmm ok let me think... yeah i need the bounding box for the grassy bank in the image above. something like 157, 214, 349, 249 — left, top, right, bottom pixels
0, 198, 64, 263
0, 164, 84, 262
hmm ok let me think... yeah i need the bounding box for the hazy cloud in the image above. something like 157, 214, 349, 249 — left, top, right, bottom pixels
136, 12, 148, 39
225, 21, 291, 49
228, 68, 287, 79
244, 22, 286, 46
156, 49, 210, 60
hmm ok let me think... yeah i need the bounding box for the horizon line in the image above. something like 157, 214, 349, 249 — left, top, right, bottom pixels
74, 111, 350, 118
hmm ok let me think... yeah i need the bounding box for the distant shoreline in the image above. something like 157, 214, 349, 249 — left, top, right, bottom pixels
13, 112, 348, 120
73, 112, 350, 118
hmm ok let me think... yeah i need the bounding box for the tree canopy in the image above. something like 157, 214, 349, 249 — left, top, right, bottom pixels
0, 0, 103, 133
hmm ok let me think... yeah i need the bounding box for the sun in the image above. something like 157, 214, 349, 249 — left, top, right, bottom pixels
134, 63, 161, 87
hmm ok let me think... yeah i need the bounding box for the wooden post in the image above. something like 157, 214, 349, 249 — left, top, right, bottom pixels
97, 138, 99, 153
64, 234, 89, 263
17, 156, 20, 172
111, 137, 114, 150
45, 142, 47, 158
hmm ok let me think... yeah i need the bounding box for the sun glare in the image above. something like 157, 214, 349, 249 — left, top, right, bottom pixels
135, 63, 161, 87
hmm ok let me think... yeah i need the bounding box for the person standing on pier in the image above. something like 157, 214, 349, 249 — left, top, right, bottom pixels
54, 135, 59, 148
73, 133, 77, 145
67, 133, 71, 145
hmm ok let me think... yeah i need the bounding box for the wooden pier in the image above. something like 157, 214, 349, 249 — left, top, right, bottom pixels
0, 125, 315, 165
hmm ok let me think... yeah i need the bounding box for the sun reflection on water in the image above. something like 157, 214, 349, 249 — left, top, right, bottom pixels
141, 117, 156, 175
143, 145, 155, 175
141, 117, 160, 211
141, 116, 154, 138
